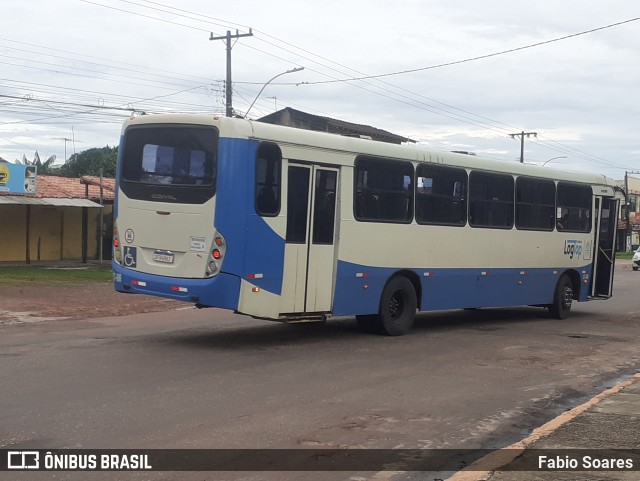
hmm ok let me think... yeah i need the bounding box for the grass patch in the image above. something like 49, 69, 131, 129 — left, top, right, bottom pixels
0, 266, 113, 285
616, 252, 634, 260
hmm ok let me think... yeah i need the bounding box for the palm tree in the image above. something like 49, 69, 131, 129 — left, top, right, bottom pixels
15, 151, 57, 174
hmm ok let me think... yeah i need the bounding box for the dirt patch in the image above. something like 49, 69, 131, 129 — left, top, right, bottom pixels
0, 282, 183, 322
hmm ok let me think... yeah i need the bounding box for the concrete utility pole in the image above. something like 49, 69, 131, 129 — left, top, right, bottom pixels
624, 170, 640, 251
209, 29, 253, 117
509, 131, 537, 163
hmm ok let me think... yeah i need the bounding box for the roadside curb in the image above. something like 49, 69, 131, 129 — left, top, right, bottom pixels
446, 373, 640, 481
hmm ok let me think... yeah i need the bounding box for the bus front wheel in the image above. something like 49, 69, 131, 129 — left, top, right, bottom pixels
375, 276, 417, 336
549, 275, 573, 319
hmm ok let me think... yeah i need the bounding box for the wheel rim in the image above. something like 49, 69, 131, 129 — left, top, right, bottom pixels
389, 291, 404, 319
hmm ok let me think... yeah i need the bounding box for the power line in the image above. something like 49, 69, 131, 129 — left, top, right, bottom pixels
79, 0, 212, 33
72, 0, 576, 133
0, 85, 211, 126
5, 2, 638, 172
110, 0, 522, 133
0, 37, 216, 84
531, 135, 633, 171
0, 77, 223, 112
85, 0, 638, 170
0, 55, 201, 90
0, 46, 212, 87
299, 17, 640, 85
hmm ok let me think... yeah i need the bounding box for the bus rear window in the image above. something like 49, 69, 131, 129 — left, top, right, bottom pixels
120, 124, 218, 204
141, 144, 207, 184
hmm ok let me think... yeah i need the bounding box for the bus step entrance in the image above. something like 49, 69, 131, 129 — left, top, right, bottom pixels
280, 313, 328, 324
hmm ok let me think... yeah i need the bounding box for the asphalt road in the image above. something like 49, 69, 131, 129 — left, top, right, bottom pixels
1, 264, 639, 481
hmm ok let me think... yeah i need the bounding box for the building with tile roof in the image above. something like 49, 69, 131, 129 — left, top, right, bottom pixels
0, 175, 114, 263
258, 107, 415, 145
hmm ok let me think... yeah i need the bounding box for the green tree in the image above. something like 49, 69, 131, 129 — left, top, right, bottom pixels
59, 146, 117, 177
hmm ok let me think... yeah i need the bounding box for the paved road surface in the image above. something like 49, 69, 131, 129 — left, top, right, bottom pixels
1, 264, 638, 480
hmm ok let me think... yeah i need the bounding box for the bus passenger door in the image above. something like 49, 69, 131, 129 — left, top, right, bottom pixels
280, 164, 339, 315
591, 197, 618, 298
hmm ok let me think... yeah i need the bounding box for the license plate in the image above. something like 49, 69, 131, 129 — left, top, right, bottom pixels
153, 250, 174, 264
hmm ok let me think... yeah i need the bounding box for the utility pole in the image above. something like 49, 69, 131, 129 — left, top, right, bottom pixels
624, 170, 640, 251
209, 29, 253, 117
57, 137, 71, 162
509, 131, 537, 163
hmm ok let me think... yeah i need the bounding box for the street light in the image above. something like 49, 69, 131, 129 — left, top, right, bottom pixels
244, 67, 304, 118
541, 156, 568, 167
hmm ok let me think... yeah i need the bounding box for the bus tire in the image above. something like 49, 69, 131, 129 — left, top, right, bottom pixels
376, 276, 417, 336
549, 275, 573, 319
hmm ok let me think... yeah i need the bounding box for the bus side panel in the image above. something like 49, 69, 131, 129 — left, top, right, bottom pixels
113, 133, 124, 220
332, 261, 390, 316
212, 137, 253, 276
332, 261, 592, 315
214, 137, 286, 296
419, 268, 565, 310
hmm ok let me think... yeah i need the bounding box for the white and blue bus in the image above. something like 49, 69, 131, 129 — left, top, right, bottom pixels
112, 114, 620, 335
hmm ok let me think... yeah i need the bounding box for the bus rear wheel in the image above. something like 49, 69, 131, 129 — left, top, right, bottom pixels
375, 276, 417, 336
549, 275, 573, 319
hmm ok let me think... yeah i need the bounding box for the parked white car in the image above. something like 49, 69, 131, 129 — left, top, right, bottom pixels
633, 247, 640, 271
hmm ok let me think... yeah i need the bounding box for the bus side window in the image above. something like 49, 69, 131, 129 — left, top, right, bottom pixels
469, 171, 514, 229
556, 183, 592, 233
353, 156, 413, 223
255, 143, 282, 217
515, 177, 555, 231
415, 164, 467, 226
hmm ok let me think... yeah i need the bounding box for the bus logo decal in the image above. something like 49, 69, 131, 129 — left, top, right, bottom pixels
7, 451, 39, 469
124, 228, 135, 244
564, 240, 583, 259
151, 194, 177, 201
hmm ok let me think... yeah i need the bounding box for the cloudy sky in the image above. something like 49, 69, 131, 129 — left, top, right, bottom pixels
1, 0, 639, 179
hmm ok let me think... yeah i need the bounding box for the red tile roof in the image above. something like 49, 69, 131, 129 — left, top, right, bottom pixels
0, 175, 115, 201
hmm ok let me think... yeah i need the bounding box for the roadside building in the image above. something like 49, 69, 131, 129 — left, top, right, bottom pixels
0, 175, 114, 263
258, 107, 414, 145
625, 175, 640, 249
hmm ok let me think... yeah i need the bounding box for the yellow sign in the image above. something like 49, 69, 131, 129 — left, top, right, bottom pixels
0, 164, 10, 185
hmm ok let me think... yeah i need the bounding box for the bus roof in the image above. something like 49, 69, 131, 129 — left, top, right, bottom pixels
122, 113, 617, 188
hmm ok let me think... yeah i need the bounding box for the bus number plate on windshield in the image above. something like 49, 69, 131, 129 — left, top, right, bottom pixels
153, 250, 174, 264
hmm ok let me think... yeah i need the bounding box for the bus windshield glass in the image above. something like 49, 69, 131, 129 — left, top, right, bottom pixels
120, 124, 218, 204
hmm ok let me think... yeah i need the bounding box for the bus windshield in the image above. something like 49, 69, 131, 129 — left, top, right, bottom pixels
120, 124, 218, 204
